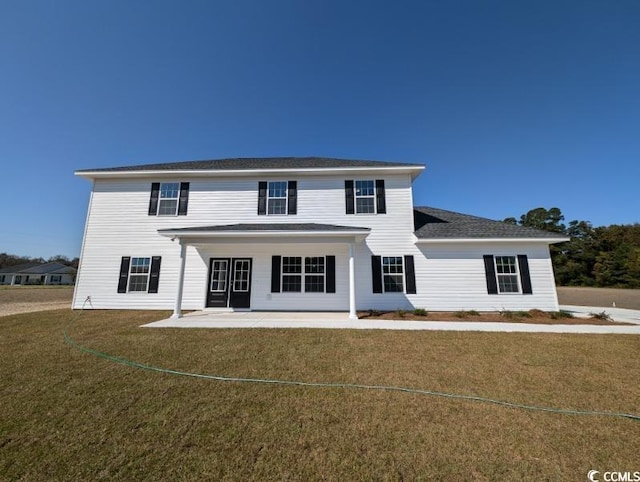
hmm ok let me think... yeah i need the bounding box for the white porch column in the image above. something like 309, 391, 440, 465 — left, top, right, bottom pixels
171, 242, 187, 319
348, 241, 357, 319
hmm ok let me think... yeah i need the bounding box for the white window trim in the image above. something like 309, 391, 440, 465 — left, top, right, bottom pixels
128, 257, 151, 293
354, 179, 376, 215
210, 260, 229, 293
267, 181, 288, 216
382, 256, 405, 293
494, 256, 521, 294
280, 256, 326, 293
157, 182, 180, 216
233, 259, 250, 293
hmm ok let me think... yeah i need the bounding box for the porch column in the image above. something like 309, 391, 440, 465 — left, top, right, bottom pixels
172, 242, 187, 319
348, 241, 357, 319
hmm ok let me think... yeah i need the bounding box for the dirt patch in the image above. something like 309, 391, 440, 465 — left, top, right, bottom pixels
357, 310, 631, 325
1, 302, 71, 317
0, 287, 73, 317
557, 287, 640, 310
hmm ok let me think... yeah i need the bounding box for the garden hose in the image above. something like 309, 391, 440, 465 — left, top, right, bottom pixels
63, 304, 640, 422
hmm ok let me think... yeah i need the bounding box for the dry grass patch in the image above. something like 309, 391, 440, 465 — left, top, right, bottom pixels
1, 309, 639, 480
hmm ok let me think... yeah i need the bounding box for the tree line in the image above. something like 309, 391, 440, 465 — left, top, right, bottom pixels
505, 207, 640, 288
0, 253, 79, 270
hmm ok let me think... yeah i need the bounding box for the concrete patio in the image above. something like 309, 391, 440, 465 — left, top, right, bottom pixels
141, 305, 640, 334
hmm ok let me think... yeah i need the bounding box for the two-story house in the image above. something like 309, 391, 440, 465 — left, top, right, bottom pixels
72, 157, 568, 318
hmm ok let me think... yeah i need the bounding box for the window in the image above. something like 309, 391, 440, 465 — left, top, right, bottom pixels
282, 256, 302, 292
128, 257, 151, 292
0, 275, 5, 283
355, 180, 375, 214
233, 259, 250, 292
50, 275, 62, 284
280, 256, 326, 293
346, 180, 386, 215
210, 260, 228, 292
304, 257, 325, 292
267, 181, 288, 215
15, 275, 22, 285
495, 256, 520, 293
382, 257, 404, 292
157, 182, 180, 215
149, 182, 189, 216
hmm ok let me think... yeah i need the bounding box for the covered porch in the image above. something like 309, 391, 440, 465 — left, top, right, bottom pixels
158, 223, 370, 320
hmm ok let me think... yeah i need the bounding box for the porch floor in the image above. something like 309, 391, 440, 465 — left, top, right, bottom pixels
141, 306, 640, 333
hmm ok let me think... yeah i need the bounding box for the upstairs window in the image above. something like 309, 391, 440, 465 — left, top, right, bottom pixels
355, 180, 375, 213
158, 183, 180, 215
268, 181, 288, 215
345, 180, 386, 214
258, 181, 297, 215
149, 182, 189, 216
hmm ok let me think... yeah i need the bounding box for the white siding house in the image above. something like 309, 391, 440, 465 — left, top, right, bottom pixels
72, 158, 568, 317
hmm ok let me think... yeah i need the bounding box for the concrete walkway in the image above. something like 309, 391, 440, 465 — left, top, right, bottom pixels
142, 306, 640, 334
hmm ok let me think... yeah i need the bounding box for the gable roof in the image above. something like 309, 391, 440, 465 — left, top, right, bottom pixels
76, 157, 425, 179
0, 262, 76, 275
413, 206, 569, 241
0, 262, 41, 274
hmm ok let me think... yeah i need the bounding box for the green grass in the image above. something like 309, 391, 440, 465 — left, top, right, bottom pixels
1, 309, 639, 480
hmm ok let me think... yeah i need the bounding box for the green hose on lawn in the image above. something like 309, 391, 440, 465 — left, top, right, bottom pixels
63, 304, 640, 422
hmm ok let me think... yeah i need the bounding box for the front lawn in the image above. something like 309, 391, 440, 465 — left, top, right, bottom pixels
1, 309, 638, 480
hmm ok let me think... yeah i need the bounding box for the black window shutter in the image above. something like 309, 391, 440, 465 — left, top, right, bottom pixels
404, 255, 416, 294
287, 181, 297, 215
375, 179, 386, 214
483, 255, 498, 295
148, 256, 162, 293
258, 181, 267, 215
117, 256, 131, 293
518, 255, 533, 294
345, 180, 355, 214
326, 255, 336, 293
148, 183, 160, 216
371, 255, 382, 293
271, 255, 281, 292
178, 183, 189, 216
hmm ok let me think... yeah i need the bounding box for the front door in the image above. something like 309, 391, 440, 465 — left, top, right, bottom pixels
206, 257, 252, 308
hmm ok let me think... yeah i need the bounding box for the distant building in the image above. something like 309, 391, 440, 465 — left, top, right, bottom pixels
0, 262, 77, 285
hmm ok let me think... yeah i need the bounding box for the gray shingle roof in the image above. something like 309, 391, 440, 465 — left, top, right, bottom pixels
0, 262, 41, 274
414, 206, 569, 240
0, 262, 77, 274
160, 223, 370, 233
77, 157, 423, 173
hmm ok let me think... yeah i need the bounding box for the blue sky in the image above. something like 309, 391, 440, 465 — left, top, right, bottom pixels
1, 0, 639, 258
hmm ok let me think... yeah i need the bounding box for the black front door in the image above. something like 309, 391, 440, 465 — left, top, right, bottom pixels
206, 257, 252, 308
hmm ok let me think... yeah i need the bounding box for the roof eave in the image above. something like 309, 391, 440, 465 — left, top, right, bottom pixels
414, 237, 570, 244
159, 229, 370, 238
75, 165, 425, 180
